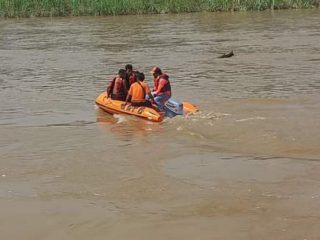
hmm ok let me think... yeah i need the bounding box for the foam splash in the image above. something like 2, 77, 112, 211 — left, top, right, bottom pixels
113, 114, 127, 123
236, 117, 266, 122
186, 111, 230, 120
177, 126, 183, 131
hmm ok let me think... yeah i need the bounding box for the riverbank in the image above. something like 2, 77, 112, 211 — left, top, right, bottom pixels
0, 0, 319, 18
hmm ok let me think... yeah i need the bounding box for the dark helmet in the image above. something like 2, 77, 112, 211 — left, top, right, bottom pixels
137, 72, 145, 81
118, 69, 126, 77
125, 64, 133, 71
150, 66, 162, 75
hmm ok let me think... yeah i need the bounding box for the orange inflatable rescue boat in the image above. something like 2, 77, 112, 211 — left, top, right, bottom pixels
96, 92, 164, 122
95, 92, 198, 122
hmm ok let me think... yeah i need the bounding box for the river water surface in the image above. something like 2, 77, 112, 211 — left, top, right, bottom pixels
1, 9, 320, 240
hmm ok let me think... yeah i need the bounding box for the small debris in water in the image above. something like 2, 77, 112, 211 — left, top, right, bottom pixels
93, 193, 104, 196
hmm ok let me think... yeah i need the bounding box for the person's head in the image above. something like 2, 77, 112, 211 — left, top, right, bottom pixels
136, 72, 145, 82
118, 69, 126, 79
125, 64, 133, 74
150, 66, 162, 78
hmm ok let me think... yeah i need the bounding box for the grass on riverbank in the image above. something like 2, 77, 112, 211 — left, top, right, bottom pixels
0, 0, 319, 17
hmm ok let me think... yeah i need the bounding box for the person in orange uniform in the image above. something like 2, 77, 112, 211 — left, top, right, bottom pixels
149, 66, 172, 111
125, 64, 137, 88
125, 72, 155, 107
106, 69, 128, 101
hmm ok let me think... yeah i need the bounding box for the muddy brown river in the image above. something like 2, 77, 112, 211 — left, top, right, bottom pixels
1, 9, 320, 240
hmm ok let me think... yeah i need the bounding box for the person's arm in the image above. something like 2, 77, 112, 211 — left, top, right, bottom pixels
124, 78, 130, 93
106, 77, 116, 98
147, 92, 155, 104
125, 86, 133, 104
152, 78, 157, 91
145, 84, 155, 104
125, 95, 131, 104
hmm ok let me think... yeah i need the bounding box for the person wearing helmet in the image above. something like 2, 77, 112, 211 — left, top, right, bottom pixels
125, 64, 137, 88
106, 69, 128, 101
125, 72, 155, 107
149, 66, 172, 111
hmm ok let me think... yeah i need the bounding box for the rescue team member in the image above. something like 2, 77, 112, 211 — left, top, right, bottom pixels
125, 64, 137, 88
125, 72, 155, 107
106, 69, 128, 101
149, 66, 172, 111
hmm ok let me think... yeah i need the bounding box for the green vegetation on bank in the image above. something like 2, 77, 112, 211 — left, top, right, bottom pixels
0, 0, 319, 17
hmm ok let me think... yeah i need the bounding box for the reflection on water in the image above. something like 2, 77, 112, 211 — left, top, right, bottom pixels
1, 9, 320, 240
96, 109, 165, 141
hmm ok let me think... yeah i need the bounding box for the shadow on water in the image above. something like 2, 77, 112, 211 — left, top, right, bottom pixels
95, 109, 165, 140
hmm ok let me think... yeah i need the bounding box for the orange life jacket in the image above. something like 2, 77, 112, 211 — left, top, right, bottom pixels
128, 81, 150, 103
107, 77, 127, 100
154, 73, 171, 96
